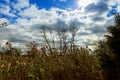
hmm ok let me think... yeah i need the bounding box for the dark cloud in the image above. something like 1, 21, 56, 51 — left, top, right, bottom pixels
9, 37, 27, 43
69, 18, 85, 27
92, 16, 104, 22
32, 19, 69, 32
0, 28, 11, 39
53, 19, 72, 34
78, 31, 91, 36
85, 1, 108, 14
30, 19, 68, 32
30, 24, 41, 31
0, 27, 33, 44
0, 28, 10, 33
7, 34, 32, 43
88, 25, 107, 34
30, 18, 85, 36
53, 19, 68, 28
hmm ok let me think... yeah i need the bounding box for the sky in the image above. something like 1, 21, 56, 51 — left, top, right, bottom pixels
0, 0, 120, 49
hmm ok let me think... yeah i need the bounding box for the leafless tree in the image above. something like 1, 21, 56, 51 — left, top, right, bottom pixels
40, 25, 53, 54
48, 27, 56, 48
55, 26, 68, 54
69, 23, 79, 53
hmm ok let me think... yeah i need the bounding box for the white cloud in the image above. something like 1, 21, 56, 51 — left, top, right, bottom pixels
12, 0, 30, 10
18, 4, 39, 18
76, 0, 98, 11
0, 4, 15, 17
12, 6, 108, 47
0, 0, 118, 49
0, 18, 9, 25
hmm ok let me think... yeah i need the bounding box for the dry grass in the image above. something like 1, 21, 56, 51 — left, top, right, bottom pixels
0, 48, 103, 80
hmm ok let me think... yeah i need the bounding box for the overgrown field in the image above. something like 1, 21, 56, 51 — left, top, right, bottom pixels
0, 48, 104, 80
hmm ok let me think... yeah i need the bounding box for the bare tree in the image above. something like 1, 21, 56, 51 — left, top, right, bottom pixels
55, 26, 62, 54
61, 28, 68, 54
48, 27, 56, 48
55, 26, 68, 54
40, 25, 53, 54
69, 23, 79, 53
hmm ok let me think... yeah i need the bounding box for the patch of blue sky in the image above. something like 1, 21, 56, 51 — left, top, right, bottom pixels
107, 9, 118, 17
107, 3, 119, 18
30, 0, 77, 9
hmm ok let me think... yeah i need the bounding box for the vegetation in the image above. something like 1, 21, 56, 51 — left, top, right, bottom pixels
0, 14, 120, 80
99, 14, 120, 80
0, 48, 102, 80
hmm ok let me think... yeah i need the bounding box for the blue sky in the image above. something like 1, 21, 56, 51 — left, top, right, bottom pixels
0, 0, 120, 49
30, 0, 77, 9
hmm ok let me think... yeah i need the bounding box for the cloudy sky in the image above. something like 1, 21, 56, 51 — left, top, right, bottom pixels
0, 0, 120, 49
